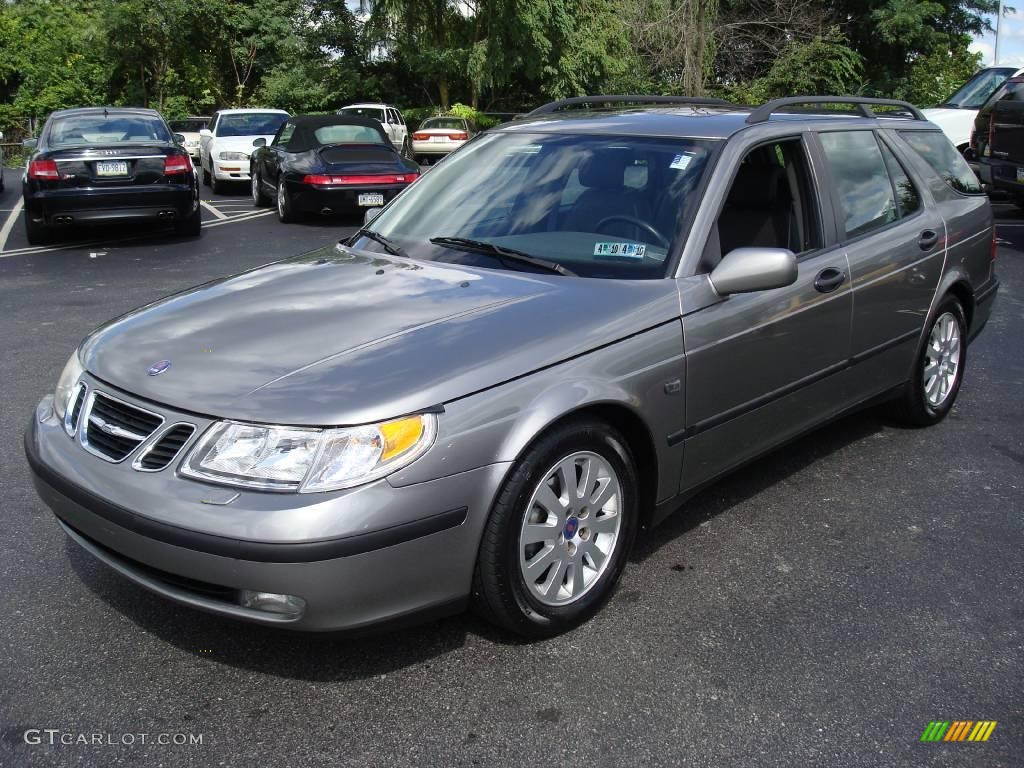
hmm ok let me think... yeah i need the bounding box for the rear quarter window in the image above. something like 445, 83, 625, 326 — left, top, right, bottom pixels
899, 131, 982, 195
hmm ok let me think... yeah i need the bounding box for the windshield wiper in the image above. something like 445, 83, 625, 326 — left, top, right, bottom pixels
429, 236, 576, 276
352, 228, 409, 259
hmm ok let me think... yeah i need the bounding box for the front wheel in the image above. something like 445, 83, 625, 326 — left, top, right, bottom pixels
890, 295, 967, 426
201, 157, 210, 186
472, 418, 638, 638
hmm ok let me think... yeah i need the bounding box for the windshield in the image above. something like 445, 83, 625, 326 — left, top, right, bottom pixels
48, 114, 171, 146
941, 67, 1016, 108
216, 113, 287, 137
421, 118, 466, 131
169, 119, 208, 132
340, 107, 385, 123
352, 131, 716, 279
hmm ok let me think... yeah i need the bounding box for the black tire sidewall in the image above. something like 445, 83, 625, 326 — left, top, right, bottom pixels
478, 420, 639, 636
277, 182, 290, 222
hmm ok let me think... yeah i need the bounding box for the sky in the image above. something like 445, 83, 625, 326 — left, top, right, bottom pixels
972, 8, 1024, 67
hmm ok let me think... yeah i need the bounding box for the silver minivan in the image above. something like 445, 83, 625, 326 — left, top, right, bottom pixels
26, 96, 999, 637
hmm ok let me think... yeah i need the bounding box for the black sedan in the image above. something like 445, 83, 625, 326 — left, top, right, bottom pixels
22, 107, 200, 245
249, 115, 420, 222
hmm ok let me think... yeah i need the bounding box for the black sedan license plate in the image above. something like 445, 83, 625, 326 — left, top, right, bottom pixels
358, 193, 385, 207
96, 160, 129, 177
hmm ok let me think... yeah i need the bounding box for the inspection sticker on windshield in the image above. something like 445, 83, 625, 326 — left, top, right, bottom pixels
669, 153, 694, 171
594, 242, 646, 258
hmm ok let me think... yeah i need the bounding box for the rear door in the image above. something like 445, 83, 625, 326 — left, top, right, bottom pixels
814, 129, 945, 396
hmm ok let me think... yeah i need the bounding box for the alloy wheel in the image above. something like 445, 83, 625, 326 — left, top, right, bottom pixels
518, 451, 623, 607
924, 311, 961, 407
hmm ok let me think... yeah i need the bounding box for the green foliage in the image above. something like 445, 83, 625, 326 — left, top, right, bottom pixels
899, 37, 983, 106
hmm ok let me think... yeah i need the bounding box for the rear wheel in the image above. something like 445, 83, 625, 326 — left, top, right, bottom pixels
472, 418, 638, 638
201, 155, 210, 186
174, 206, 201, 238
251, 171, 270, 206
276, 180, 295, 223
25, 215, 51, 246
890, 295, 967, 426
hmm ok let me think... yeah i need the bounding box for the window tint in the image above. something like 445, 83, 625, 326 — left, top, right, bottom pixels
819, 131, 897, 239
48, 113, 171, 146
216, 113, 288, 137
340, 106, 385, 123
878, 142, 920, 217
898, 131, 982, 194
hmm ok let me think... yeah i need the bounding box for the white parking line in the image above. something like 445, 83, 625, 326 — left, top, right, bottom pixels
200, 201, 227, 220
202, 210, 274, 228
0, 197, 24, 252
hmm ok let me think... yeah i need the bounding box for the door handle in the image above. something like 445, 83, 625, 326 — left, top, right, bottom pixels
918, 229, 939, 250
814, 267, 846, 294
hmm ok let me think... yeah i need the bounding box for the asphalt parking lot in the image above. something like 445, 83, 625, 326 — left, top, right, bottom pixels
0, 165, 1021, 767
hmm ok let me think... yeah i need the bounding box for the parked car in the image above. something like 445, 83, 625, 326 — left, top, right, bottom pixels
970, 75, 1024, 198
923, 66, 1019, 153
250, 114, 419, 222
411, 116, 473, 164
199, 108, 289, 194
25, 95, 998, 638
337, 103, 410, 157
21, 107, 200, 245
168, 116, 209, 161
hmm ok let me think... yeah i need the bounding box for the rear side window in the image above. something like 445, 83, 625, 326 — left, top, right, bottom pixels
879, 142, 921, 217
899, 131, 982, 195
819, 131, 897, 239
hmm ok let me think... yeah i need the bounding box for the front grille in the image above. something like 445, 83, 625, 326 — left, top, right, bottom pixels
136, 424, 195, 470
82, 391, 163, 462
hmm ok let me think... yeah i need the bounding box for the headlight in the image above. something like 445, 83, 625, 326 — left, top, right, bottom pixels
218, 151, 248, 161
181, 414, 436, 493
53, 350, 84, 420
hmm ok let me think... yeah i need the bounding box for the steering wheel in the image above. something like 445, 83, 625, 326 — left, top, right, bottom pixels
594, 216, 670, 249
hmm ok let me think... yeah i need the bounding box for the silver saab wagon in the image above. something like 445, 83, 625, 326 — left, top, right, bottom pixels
26, 95, 1000, 637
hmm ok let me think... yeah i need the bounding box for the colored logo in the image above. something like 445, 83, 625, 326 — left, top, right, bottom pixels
147, 360, 172, 376
563, 517, 579, 539
921, 721, 997, 742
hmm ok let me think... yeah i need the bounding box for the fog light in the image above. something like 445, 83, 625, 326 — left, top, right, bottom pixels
238, 590, 306, 617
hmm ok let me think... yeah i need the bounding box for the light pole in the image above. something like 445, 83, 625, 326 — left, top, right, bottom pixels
995, 0, 1004, 65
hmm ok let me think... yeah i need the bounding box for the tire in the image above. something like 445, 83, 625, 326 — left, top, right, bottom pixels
402, 137, 413, 160
890, 295, 967, 426
251, 171, 270, 207
210, 170, 224, 195
276, 180, 295, 223
201, 156, 210, 187
174, 206, 201, 238
472, 417, 639, 638
25, 215, 51, 246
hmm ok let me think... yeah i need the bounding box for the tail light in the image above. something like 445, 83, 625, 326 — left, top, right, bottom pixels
28, 159, 60, 180
412, 132, 430, 141
164, 154, 192, 175
448, 132, 468, 141
302, 173, 418, 185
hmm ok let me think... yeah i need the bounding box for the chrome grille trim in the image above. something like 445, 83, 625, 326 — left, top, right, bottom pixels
63, 382, 87, 437
79, 390, 164, 464
132, 423, 197, 473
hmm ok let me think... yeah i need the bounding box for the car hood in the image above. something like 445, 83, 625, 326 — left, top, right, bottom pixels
80, 245, 682, 425
210, 135, 272, 155
923, 107, 977, 140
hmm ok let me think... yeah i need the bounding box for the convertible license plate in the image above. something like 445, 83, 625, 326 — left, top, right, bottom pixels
358, 193, 385, 207
1016, 167, 1024, 183
96, 160, 129, 177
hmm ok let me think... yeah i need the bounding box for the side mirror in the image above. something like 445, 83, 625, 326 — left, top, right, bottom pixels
23, 138, 38, 150
253, 138, 267, 148
173, 133, 186, 145
199, 128, 212, 138
709, 247, 797, 295
363, 207, 382, 225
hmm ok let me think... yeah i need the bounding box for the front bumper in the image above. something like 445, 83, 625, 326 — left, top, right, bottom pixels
25, 389, 508, 631
212, 162, 250, 181
25, 185, 197, 226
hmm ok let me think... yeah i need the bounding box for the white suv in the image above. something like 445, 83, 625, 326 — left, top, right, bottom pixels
200, 108, 290, 193
337, 103, 410, 157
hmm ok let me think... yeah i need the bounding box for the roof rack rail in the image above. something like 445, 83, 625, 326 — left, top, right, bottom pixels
746, 96, 926, 125
527, 94, 732, 117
